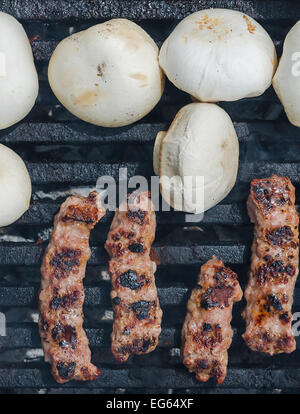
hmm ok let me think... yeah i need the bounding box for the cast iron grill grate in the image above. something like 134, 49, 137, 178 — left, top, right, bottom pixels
0, 0, 300, 394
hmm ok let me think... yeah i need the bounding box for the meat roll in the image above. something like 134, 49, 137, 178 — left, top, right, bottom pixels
182, 256, 242, 384
242, 175, 299, 355
105, 191, 162, 362
39, 191, 105, 383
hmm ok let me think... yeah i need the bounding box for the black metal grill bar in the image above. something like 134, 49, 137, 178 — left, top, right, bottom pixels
15, 202, 248, 225
0, 245, 248, 266
3, 266, 300, 289
1, 285, 300, 307
2, 323, 300, 349
2, 339, 300, 368
0, 367, 299, 389
0, 123, 167, 144
0, 0, 298, 21
0, 327, 174, 349
0, 286, 187, 307
7, 195, 300, 227
13, 161, 300, 185
25, 162, 145, 184
3, 121, 297, 144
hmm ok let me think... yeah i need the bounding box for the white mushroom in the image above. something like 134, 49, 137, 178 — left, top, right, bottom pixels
159, 9, 277, 102
48, 18, 165, 127
0, 12, 38, 129
153, 103, 239, 214
273, 21, 300, 126
0, 144, 32, 227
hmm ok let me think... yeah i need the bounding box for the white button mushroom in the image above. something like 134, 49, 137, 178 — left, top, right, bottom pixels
273, 21, 300, 126
0, 12, 38, 129
0, 144, 32, 227
153, 103, 239, 214
48, 18, 165, 127
159, 9, 277, 102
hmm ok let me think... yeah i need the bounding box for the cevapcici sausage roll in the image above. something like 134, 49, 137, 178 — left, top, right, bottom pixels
181, 256, 242, 384
105, 191, 162, 362
39, 191, 105, 383
242, 175, 299, 355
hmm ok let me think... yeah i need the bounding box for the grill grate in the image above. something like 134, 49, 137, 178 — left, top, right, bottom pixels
0, 0, 300, 394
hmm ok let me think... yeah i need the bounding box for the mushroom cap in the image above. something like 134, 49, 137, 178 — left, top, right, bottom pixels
0, 12, 38, 130
154, 103, 239, 214
273, 20, 300, 127
0, 144, 32, 227
159, 8, 277, 102
48, 18, 165, 127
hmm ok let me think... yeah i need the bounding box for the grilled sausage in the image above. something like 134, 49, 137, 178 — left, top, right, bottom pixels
39, 191, 105, 383
105, 191, 162, 362
182, 256, 242, 384
242, 175, 299, 355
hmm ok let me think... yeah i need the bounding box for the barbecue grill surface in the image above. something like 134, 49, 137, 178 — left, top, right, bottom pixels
0, 0, 300, 394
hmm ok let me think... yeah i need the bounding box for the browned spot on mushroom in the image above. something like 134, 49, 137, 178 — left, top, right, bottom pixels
97, 63, 106, 77
130, 73, 148, 82
72, 90, 99, 106
195, 15, 220, 31
243, 15, 256, 34
221, 140, 228, 149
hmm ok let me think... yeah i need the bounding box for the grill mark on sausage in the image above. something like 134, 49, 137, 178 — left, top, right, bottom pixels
131, 300, 156, 320
49, 290, 81, 310
196, 359, 209, 370
254, 293, 291, 326
266, 226, 295, 247
252, 180, 291, 212
50, 248, 81, 279
116, 337, 157, 357
201, 286, 234, 309
118, 270, 142, 290
52, 324, 77, 350
255, 260, 295, 285
112, 296, 121, 306
61, 203, 100, 224
128, 242, 145, 253
56, 361, 76, 380
267, 294, 282, 311
200, 267, 235, 309
126, 209, 147, 225
280, 312, 290, 324
193, 323, 223, 349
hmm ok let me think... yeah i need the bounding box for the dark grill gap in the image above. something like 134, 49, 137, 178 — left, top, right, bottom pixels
0, 0, 300, 394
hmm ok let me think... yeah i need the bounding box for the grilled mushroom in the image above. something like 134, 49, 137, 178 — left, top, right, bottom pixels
273, 21, 300, 127
0, 12, 38, 129
159, 9, 277, 102
0, 144, 32, 227
48, 19, 164, 127
153, 103, 239, 214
